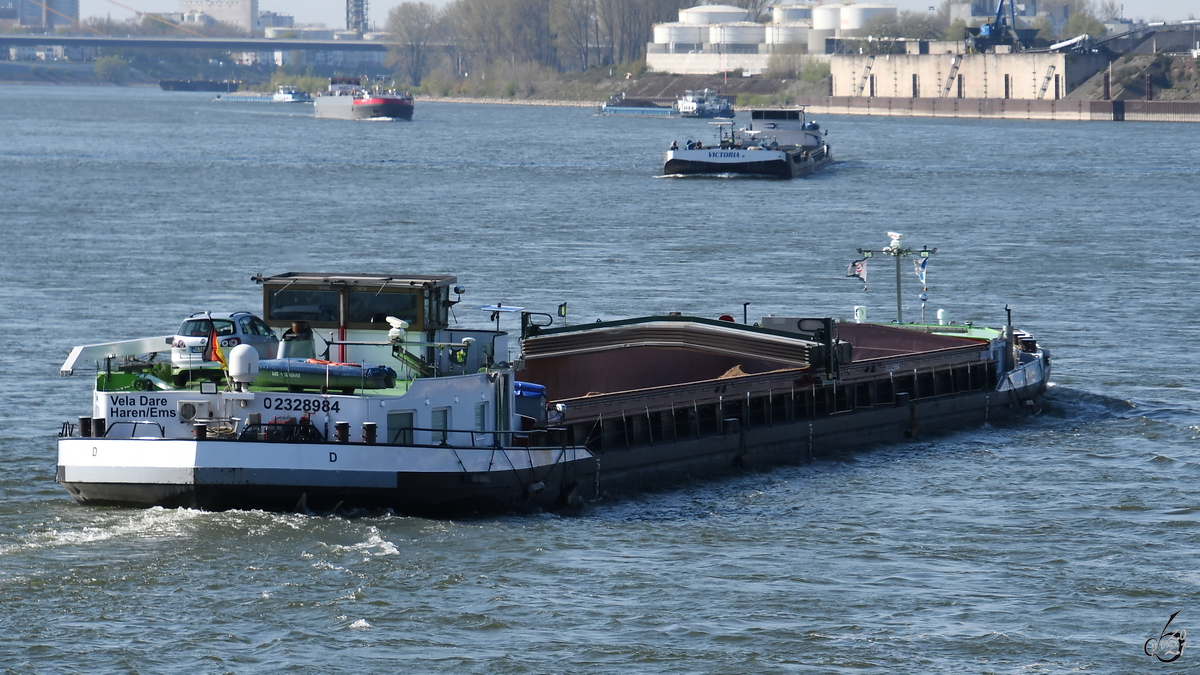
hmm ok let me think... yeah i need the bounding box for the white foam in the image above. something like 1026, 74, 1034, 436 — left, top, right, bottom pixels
0, 506, 207, 557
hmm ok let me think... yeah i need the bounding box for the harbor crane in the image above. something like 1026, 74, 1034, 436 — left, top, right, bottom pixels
965, 0, 1039, 53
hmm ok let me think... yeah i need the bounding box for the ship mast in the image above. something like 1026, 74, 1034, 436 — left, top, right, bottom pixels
857, 232, 936, 324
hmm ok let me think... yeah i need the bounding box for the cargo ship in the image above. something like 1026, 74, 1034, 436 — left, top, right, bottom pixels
674, 88, 735, 118
159, 79, 240, 92
597, 93, 678, 117
214, 85, 313, 104
664, 107, 831, 178
313, 77, 414, 121
56, 253, 1049, 516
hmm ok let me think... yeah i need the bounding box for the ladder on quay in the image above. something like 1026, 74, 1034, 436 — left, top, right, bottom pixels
1037, 65, 1056, 99
941, 55, 963, 98
854, 55, 876, 97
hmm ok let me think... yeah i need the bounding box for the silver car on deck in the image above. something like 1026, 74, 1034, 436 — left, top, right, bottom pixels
170, 312, 278, 371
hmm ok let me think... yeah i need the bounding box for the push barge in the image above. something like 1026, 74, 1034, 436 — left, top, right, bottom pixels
56, 258, 1049, 516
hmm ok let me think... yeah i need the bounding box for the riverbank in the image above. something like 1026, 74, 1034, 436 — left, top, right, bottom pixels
417, 93, 1200, 123
792, 95, 1200, 123
6, 62, 1199, 123
414, 95, 594, 107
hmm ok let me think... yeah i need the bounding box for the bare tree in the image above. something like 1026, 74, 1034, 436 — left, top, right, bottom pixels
443, 0, 683, 73
442, 0, 504, 69
500, 0, 557, 67
553, 0, 596, 70
1062, 0, 1094, 15
856, 10, 943, 39
387, 2, 442, 86
1096, 0, 1121, 19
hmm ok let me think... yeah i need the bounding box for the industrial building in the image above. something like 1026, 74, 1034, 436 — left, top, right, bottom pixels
647, 2, 897, 76
0, 0, 78, 28
346, 0, 368, 34
649, 1, 1158, 103
179, 0, 260, 32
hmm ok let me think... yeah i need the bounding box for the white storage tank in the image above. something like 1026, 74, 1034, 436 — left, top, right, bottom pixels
772, 4, 813, 23
840, 3, 896, 31
679, 4, 750, 25
767, 22, 809, 45
653, 22, 707, 44
812, 4, 840, 30
709, 22, 767, 45
808, 28, 835, 53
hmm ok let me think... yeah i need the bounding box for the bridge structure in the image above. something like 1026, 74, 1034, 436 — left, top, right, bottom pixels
0, 35, 396, 53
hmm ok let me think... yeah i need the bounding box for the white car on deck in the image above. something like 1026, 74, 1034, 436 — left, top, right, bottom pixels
170, 312, 278, 374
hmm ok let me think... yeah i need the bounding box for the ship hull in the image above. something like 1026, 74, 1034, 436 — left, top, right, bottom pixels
664, 145, 832, 178
678, 109, 735, 119
585, 380, 1045, 497
314, 96, 414, 121
597, 104, 677, 117
159, 79, 239, 92
58, 439, 596, 516
56, 375, 1043, 516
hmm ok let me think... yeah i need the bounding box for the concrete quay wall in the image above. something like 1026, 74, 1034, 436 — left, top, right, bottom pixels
793, 96, 1200, 123
831, 52, 1109, 100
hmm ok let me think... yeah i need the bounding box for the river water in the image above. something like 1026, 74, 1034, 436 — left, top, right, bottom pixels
0, 85, 1197, 673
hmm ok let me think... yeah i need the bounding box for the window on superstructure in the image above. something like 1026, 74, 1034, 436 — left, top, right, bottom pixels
431, 408, 450, 445
387, 411, 414, 445
475, 402, 488, 432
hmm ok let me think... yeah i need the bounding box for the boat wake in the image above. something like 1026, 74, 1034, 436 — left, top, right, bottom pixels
657, 172, 772, 180
0, 506, 210, 558
1042, 382, 1197, 424
1039, 382, 1135, 421
1035, 383, 1199, 452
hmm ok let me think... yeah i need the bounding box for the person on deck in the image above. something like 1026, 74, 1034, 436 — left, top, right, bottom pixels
283, 321, 313, 341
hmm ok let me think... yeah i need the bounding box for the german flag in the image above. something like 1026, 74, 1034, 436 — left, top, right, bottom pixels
208, 320, 227, 370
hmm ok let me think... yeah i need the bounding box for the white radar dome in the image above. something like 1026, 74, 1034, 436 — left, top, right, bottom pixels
228, 343, 260, 385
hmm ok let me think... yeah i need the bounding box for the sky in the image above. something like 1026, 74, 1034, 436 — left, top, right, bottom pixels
77, 0, 1196, 29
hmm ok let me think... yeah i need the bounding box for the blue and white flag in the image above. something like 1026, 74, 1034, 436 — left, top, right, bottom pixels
913, 257, 928, 288
846, 258, 867, 288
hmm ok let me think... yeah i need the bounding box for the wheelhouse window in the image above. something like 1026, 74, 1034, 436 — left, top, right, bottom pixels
751, 110, 801, 121
255, 274, 457, 333
347, 290, 420, 327
267, 289, 339, 324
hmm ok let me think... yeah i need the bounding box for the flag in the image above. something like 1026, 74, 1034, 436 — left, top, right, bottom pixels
846, 258, 867, 288
913, 257, 928, 288
557, 302, 568, 318
208, 321, 227, 370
